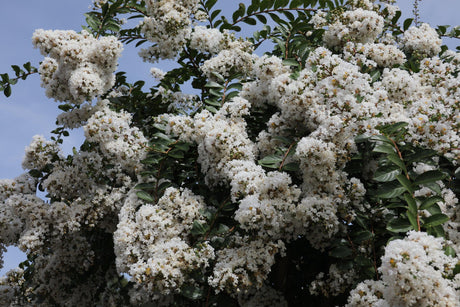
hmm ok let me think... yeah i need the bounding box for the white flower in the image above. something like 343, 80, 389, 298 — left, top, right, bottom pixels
402, 23, 442, 56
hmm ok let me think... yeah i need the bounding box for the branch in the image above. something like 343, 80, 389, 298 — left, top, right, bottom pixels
232, 7, 316, 26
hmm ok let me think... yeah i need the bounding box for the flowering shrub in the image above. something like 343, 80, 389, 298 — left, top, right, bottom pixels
1, 0, 460, 306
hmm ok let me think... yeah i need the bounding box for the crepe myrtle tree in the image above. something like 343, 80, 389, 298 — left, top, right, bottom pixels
1, 0, 460, 306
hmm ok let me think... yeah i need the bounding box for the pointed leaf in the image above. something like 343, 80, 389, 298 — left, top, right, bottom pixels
396, 174, 414, 194
373, 143, 395, 154
419, 196, 444, 210
404, 193, 417, 215
373, 166, 401, 182
413, 170, 446, 186
407, 210, 419, 230
387, 218, 412, 233
423, 213, 449, 227
136, 191, 155, 203
374, 182, 406, 199
387, 153, 407, 172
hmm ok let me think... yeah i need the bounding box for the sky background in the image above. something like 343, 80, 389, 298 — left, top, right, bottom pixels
0, 0, 459, 276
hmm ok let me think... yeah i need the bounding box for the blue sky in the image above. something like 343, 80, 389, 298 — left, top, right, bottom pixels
0, 0, 459, 275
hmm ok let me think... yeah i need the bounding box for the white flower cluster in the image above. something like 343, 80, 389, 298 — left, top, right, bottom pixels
323, 8, 384, 48
56, 102, 96, 129
21, 134, 62, 170
189, 26, 224, 54
402, 23, 442, 57
380, 67, 420, 102
343, 42, 406, 67
209, 236, 285, 292
33, 29, 123, 104
348, 231, 460, 306
167, 97, 255, 185
139, 0, 200, 62
84, 102, 148, 171
114, 188, 215, 295
310, 264, 357, 297
150, 67, 166, 82
200, 35, 254, 79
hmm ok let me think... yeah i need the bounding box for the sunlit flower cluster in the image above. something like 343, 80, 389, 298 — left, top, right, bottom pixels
139, 0, 200, 62
323, 8, 384, 48
114, 188, 215, 296
348, 231, 460, 306
402, 23, 442, 57
33, 29, 122, 104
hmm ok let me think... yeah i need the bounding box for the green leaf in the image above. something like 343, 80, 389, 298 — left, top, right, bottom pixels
204, 99, 221, 107
168, 148, 185, 159
205, 105, 218, 113
387, 218, 412, 233
396, 174, 414, 194
373, 165, 401, 182
258, 155, 283, 168
454, 263, 460, 275
423, 213, 449, 227
407, 210, 418, 230
181, 284, 204, 300
210, 9, 221, 21
370, 70, 381, 82
29, 169, 42, 178
406, 148, 438, 163
255, 14, 267, 24
281, 162, 299, 172
377, 122, 408, 136
4, 85, 11, 97
353, 230, 373, 243
419, 196, 443, 210
329, 245, 352, 258
282, 58, 299, 67
387, 153, 406, 172
444, 245, 457, 257
403, 18, 413, 31
23, 62, 32, 72
243, 17, 257, 25
85, 12, 101, 31
260, 0, 273, 10
404, 193, 417, 215
205, 0, 218, 10
175, 142, 190, 152
11, 65, 21, 76
274, 0, 289, 9
413, 170, 446, 186
135, 183, 156, 190
426, 203, 442, 215
136, 191, 155, 203
205, 81, 224, 89
191, 220, 209, 236
373, 143, 395, 154
422, 181, 442, 194
141, 156, 160, 165
370, 135, 393, 144
373, 181, 406, 199
212, 223, 230, 235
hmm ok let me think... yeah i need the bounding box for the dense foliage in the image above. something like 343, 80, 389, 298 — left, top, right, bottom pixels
1, 0, 460, 306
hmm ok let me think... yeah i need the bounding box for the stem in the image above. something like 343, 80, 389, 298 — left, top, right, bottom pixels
220, 79, 231, 106
370, 224, 379, 279
389, 137, 421, 231
199, 0, 214, 28
278, 142, 296, 171
2, 70, 38, 89
204, 197, 230, 240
